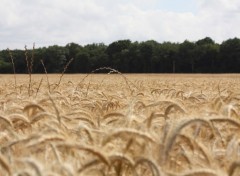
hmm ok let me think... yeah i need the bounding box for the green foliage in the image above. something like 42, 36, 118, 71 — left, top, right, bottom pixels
220, 38, 240, 72
1, 37, 240, 73
41, 45, 68, 73
0, 58, 11, 73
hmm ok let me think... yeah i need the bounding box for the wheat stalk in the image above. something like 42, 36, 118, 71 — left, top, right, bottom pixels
40, 59, 50, 92
7, 48, 17, 90
54, 58, 74, 90
0, 153, 11, 176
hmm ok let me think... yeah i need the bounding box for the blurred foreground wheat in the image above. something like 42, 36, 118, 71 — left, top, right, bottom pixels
0, 74, 240, 176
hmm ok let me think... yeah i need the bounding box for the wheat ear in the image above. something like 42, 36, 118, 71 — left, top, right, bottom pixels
134, 157, 161, 176
163, 118, 215, 162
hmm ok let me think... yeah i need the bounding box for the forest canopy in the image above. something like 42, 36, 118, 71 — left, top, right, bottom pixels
1, 37, 240, 73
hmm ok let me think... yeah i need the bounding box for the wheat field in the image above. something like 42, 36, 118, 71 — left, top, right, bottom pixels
0, 73, 240, 176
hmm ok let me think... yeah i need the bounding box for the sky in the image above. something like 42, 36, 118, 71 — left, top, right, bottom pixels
0, 0, 240, 49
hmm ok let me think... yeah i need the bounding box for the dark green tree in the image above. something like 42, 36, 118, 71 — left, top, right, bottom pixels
139, 41, 156, 73
179, 40, 196, 73
0, 57, 11, 73
153, 42, 179, 73
1, 37, 240, 73
196, 37, 215, 46
195, 38, 219, 73
219, 38, 240, 73
85, 43, 108, 71
41, 45, 68, 73
106, 40, 131, 71
128, 42, 143, 73
74, 50, 90, 73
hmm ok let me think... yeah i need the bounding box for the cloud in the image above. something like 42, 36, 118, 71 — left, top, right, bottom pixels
197, 0, 240, 41
0, 0, 240, 49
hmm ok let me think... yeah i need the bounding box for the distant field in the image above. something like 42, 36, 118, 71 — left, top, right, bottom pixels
1, 73, 240, 83
0, 74, 240, 175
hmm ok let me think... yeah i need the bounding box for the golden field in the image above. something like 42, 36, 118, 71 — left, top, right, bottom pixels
0, 73, 240, 176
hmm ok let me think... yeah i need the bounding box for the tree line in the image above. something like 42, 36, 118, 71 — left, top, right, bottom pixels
0, 37, 240, 73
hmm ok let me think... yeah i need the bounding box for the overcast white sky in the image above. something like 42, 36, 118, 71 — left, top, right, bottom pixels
0, 0, 240, 49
